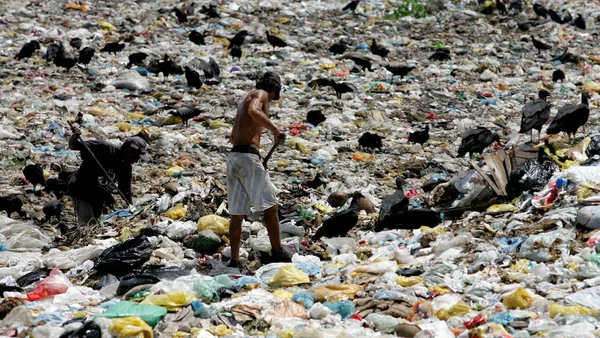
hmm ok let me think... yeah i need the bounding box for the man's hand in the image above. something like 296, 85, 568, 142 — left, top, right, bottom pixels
274, 130, 286, 145
70, 123, 82, 137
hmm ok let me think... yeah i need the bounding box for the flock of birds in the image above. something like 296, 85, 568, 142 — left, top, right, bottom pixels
2, 0, 596, 240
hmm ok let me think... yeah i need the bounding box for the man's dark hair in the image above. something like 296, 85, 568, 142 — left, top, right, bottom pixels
256, 71, 281, 93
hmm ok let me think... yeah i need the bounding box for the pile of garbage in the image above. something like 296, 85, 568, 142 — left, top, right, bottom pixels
3, 0, 600, 336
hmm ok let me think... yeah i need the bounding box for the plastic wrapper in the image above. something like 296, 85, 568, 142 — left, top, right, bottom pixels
97, 301, 167, 327
109, 316, 153, 338
197, 215, 230, 235
313, 284, 363, 302
503, 287, 534, 309
140, 291, 196, 310
268, 265, 310, 287
27, 268, 71, 301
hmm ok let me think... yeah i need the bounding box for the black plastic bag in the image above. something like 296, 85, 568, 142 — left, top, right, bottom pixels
116, 274, 160, 296
587, 135, 600, 157
507, 159, 558, 197
95, 234, 153, 277
16, 268, 50, 287
139, 265, 192, 280
59, 321, 101, 338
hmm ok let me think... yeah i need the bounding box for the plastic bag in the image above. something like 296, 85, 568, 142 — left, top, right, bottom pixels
507, 159, 559, 196
313, 284, 363, 301
365, 313, 400, 334
60, 321, 101, 338
435, 300, 471, 320
549, 303, 598, 318
197, 215, 229, 235
577, 206, 600, 229
268, 265, 310, 287
323, 301, 355, 319
292, 292, 314, 309
519, 229, 575, 262
353, 261, 397, 274
272, 300, 309, 319
165, 204, 186, 220
396, 276, 423, 287
96, 301, 167, 327
109, 316, 152, 338
95, 235, 153, 277
503, 287, 534, 309
27, 268, 72, 301
116, 274, 160, 296
140, 291, 196, 310
309, 302, 332, 319
194, 275, 234, 303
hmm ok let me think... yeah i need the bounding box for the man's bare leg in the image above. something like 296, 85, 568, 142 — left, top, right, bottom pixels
229, 215, 244, 262
264, 205, 282, 252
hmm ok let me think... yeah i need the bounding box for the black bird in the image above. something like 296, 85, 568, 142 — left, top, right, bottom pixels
69, 38, 82, 50
456, 127, 501, 158
531, 36, 551, 54
45, 41, 65, 62
343, 0, 359, 13
306, 110, 326, 126
520, 90, 551, 142
533, 3, 548, 18
54, 54, 78, 73
23, 164, 45, 190
385, 65, 415, 82
370, 39, 389, 58
172, 7, 188, 23
200, 4, 220, 18
517, 20, 532, 31
0, 196, 25, 218
43, 200, 64, 223
329, 39, 347, 55
358, 132, 383, 149
189, 30, 206, 45
573, 14, 586, 30
313, 192, 363, 240
509, 0, 522, 12
266, 31, 287, 48
552, 69, 565, 82
15, 40, 40, 60
307, 78, 357, 98
429, 50, 451, 61
546, 91, 591, 142
496, 0, 507, 15
376, 177, 409, 226
126, 52, 148, 69
45, 178, 69, 199
189, 57, 221, 83
150, 54, 184, 82
305, 173, 324, 189
230, 44, 242, 59
100, 42, 125, 56
78, 47, 95, 67
184, 66, 203, 89
548, 9, 563, 24
157, 105, 204, 126
408, 125, 430, 145
375, 208, 441, 231
348, 56, 372, 71
228, 30, 250, 49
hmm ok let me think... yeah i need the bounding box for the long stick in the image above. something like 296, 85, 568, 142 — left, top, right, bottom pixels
263, 143, 279, 169
68, 121, 133, 207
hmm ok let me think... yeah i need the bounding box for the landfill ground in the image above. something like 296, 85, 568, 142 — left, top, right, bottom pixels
3, 0, 600, 337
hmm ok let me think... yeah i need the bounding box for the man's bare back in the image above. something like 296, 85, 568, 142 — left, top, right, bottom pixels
231, 89, 283, 148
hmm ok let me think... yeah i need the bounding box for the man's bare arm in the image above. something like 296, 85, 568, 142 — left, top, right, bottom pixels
247, 93, 280, 134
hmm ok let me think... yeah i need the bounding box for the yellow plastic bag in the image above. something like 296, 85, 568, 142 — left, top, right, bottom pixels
140, 291, 196, 311
396, 276, 423, 287
549, 303, 598, 318
209, 119, 230, 129
197, 215, 230, 235
272, 289, 294, 300
99, 21, 117, 31
503, 287, 534, 309
161, 115, 182, 126
206, 324, 233, 336
165, 204, 185, 220
165, 166, 184, 177
435, 301, 471, 320
268, 265, 310, 287
486, 204, 518, 215
116, 123, 132, 132
110, 316, 153, 338
313, 284, 363, 302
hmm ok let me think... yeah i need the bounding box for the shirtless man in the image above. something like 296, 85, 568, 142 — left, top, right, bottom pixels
227, 71, 293, 267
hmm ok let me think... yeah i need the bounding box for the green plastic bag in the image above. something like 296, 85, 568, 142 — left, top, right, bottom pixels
96, 301, 167, 327
194, 275, 234, 303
